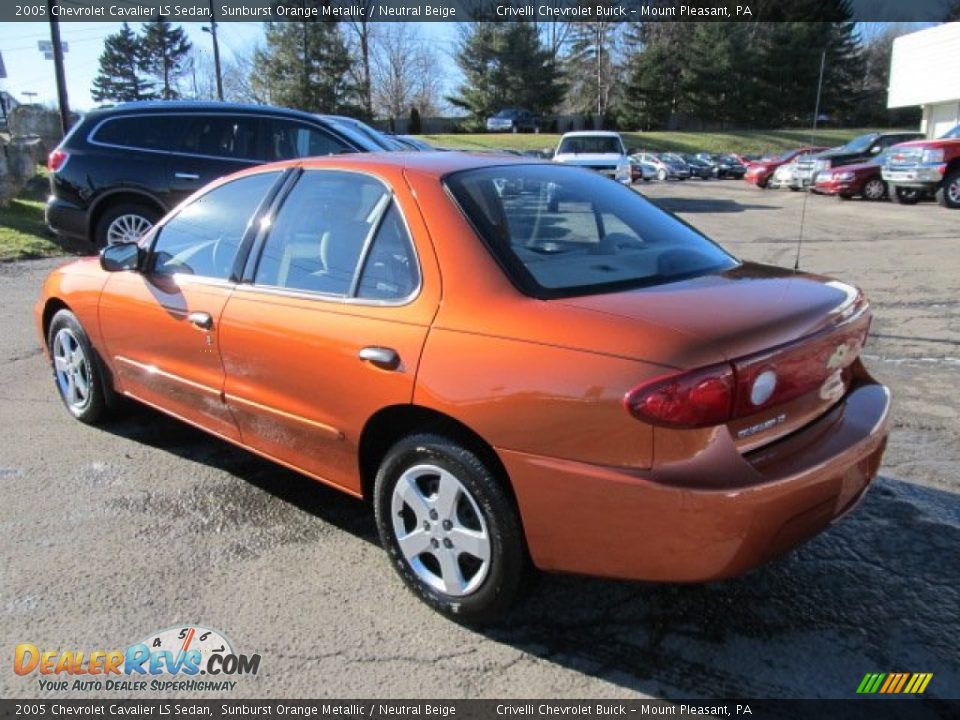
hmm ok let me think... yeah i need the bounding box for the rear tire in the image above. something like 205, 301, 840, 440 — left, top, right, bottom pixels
862, 177, 886, 201
47, 310, 109, 425
935, 170, 960, 209
94, 202, 160, 249
890, 185, 920, 205
374, 433, 526, 624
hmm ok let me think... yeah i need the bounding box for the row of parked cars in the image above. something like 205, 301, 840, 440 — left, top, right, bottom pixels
743, 129, 960, 208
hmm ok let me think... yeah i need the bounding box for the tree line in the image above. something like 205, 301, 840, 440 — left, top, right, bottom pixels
91, 11, 444, 126
93, 6, 929, 131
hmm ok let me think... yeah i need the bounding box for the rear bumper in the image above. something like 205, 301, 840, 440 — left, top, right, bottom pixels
46, 196, 88, 242
501, 378, 891, 582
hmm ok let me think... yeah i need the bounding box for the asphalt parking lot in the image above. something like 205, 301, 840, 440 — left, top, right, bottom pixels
1, 179, 958, 700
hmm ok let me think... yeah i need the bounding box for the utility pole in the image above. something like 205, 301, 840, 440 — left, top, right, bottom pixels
204, 0, 223, 100
47, 0, 71, 134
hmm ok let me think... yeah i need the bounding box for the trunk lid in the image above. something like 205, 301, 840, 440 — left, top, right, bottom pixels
559, 262, 872, 449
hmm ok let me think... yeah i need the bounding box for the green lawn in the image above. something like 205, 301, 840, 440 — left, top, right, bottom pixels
0, 169, 68, 262
424, 127, 902, 155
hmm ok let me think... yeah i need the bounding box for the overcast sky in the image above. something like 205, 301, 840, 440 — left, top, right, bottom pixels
0, 21, 459, 112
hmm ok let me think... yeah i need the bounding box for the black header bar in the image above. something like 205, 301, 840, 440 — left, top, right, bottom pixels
3, 1, 957, 24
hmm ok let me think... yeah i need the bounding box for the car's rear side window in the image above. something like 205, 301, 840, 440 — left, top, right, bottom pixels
264, 119, 353, 161
445, 164, 737, 298
91, 115, 181, 152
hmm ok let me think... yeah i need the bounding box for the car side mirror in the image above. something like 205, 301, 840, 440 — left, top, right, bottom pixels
100, 242, 143, 273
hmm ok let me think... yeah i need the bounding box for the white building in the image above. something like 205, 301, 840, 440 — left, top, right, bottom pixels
887, 23, 960, 138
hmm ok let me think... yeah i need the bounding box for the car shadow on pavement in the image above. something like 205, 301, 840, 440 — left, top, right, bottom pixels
650, 197, 777, 214
490, 476, 960, 699
102, 406, 959, 700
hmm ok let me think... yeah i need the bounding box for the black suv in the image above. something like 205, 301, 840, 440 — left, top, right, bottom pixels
46, 101, 384, 247
792, 131, 924, 189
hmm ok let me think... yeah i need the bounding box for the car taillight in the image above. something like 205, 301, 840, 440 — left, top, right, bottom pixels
47, 149, 68, 172
625, 363, 735, 428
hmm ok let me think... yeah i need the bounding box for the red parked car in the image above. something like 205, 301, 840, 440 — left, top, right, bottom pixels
744, 147, 829, 188
814, 150, 891, 201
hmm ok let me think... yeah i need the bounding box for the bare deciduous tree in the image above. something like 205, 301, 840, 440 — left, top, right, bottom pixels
371, 23, 445, 124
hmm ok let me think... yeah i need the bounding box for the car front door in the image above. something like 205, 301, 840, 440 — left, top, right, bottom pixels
97, 170, 285, 440
217, 168, 440, 495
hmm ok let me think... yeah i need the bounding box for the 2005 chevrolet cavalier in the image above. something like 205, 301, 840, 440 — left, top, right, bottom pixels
37, 153, 891, 621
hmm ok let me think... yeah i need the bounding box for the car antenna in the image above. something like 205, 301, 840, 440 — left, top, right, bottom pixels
795, 48, 827, 272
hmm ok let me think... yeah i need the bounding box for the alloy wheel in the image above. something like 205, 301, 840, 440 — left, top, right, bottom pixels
106, 213, 153, 245
390, 463, 491, 597
948, 177, 960, 205
52, 328, 91, 412
864, 178, 885, 201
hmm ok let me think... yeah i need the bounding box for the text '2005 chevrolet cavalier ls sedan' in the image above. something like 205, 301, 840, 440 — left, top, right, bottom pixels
36, 153, 891, 622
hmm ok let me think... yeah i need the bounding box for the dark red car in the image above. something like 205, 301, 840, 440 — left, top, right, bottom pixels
744, 147, 829, 188
814, 151, 890, 201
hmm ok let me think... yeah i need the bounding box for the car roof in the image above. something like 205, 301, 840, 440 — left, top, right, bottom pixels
83, 100, 328, 122
240, 151, 550, 180
560, 131, 621, 138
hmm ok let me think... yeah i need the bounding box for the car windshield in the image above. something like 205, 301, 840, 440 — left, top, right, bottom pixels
941, 125, 960, 139
557, 136, 623, 154
662, 153, 684, 163
841, 133, 878, 153
445, 164, 738, 298
719, 155, 739, 164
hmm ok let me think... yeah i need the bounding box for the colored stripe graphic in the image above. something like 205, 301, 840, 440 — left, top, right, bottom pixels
857, 672, 933, 694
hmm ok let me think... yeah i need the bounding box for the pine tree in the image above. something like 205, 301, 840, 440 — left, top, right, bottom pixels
140, 20, 192, 100
251, 15, 354, 113
449, 22, 565, 129
564, 17, 622, 121
91, 23, 154, 103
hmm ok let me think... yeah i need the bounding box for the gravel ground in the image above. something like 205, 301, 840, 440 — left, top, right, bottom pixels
1, 180, 957, 700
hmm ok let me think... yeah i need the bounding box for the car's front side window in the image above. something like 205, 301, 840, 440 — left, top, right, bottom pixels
266, 119, 353, 160
254, 170, 413, 298
151, 171, 282, 279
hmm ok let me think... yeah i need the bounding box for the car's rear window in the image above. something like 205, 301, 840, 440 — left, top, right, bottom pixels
445, 164, 738, 299
557, 136, 623, 155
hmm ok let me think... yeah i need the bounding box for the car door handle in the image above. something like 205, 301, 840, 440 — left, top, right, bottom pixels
187, 311, 213, 330
174, 172, 200, 180
358, 346, 400, 371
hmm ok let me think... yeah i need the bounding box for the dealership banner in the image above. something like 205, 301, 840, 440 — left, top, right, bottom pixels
3, 0, 957, 24
1, 700, 960, 719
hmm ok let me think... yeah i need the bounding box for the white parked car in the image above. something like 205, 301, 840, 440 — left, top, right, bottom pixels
552, 131, 631, 184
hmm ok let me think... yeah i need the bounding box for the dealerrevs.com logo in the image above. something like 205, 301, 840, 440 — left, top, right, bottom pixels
14, 625, 261, 692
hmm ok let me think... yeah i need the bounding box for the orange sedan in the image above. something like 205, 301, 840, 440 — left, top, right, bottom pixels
36, 153, 891, 622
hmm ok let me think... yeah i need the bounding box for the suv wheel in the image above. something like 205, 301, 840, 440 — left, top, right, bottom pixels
95, 203, 160, 249
890, 185, 920, 205
936, 170, 960, 209
374, 433, 526, 623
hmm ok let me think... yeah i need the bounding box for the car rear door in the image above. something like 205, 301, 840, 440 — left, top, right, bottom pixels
164, 114, 265, 207
217, 167, 440, 495
97, 170, 285, 441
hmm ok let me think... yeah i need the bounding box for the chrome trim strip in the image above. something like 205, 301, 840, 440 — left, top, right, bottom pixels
225, 393, 343, 440
114, 356, 222, 397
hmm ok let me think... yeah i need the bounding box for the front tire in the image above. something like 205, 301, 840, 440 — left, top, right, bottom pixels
890, 185, 920, 205
47, 310, 109, 424
374, 434, 526, 623
936, 170, 960, 209
657, 168, 667, 182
